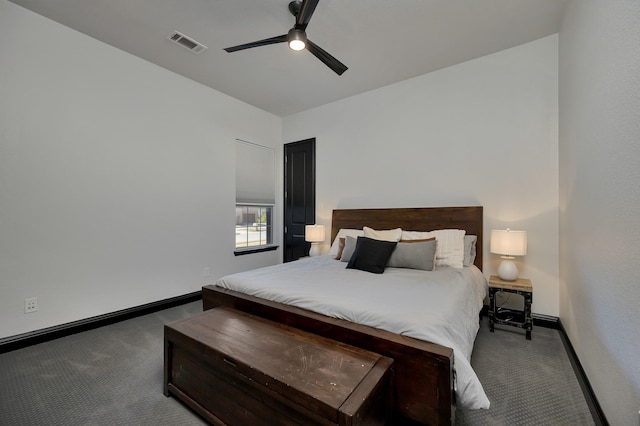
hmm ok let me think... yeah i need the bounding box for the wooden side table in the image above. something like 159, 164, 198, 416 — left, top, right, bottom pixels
488, 275, 533, 340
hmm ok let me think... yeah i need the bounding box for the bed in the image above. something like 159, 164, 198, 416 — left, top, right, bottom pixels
202, 206, 489, 425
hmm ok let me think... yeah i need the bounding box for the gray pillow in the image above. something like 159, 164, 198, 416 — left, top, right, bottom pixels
387, 240, 437, 271
340, 236, 358, 262
463, 235, 477, 267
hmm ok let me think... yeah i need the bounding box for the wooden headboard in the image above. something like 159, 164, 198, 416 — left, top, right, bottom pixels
331, 206, 483, 270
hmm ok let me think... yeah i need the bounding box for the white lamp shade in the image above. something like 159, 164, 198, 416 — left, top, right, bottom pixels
490, 229, 527, 257
305, 225, 325, 243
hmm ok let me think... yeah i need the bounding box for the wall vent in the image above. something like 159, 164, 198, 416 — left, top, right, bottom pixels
167, 30, 208, 54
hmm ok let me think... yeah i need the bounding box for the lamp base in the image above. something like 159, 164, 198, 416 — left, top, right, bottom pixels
309, 243, 321, 257
497, 257, 519, 281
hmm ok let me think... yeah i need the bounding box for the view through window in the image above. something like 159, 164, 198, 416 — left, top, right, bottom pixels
235, 205, 273, 249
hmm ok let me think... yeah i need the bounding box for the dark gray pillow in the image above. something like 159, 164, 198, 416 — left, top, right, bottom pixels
340, 236, 358, 262
387, 240, 437, 271
346, 237, 397, 274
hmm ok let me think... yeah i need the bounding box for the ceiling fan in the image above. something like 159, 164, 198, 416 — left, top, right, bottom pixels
223, 0, 348, 76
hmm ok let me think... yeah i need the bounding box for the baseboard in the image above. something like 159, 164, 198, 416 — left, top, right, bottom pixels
558, 319, 609, 426
532, 313, 559, 329
480, 306, 559, 330
0, 291, 202, 354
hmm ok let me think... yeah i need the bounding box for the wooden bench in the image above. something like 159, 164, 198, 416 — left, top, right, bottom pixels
164, 307, 394, 425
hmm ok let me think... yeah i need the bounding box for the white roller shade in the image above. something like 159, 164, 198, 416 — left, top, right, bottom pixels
235, 139, 275, 205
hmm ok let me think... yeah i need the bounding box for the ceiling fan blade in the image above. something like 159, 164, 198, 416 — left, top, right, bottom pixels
296, 0, 319, 30
224, 34, 288, 52
306, 39, 348, 75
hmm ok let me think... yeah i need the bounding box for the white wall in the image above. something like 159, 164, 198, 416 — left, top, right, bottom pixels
0, 1, 282, 339
284, 35, 560, 316
559, 1, 640, 424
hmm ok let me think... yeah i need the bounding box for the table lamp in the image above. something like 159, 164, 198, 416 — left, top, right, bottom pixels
305, 224, 325, 257
490, 228, 527, 281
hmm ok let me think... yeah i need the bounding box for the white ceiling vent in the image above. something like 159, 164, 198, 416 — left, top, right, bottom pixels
167, 30, 208, 54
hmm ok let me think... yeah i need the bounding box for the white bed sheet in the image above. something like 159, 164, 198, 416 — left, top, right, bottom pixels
214, 255, 490, 409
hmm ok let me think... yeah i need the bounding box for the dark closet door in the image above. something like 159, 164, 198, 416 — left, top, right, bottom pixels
283, 138, 315, 262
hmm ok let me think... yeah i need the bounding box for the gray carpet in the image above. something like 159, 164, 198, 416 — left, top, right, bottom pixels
0, 301, 594, 425
0, 301, 207, 426
456, 319, 594, 426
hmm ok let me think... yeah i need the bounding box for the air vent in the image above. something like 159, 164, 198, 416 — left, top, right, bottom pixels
167, 30, 208, 54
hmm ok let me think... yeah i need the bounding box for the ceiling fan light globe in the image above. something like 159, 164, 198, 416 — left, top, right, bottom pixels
287, 28, 307, 51
289, 39, 306, 50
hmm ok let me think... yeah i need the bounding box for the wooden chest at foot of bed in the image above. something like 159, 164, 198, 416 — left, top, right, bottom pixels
164, 307, 394, 425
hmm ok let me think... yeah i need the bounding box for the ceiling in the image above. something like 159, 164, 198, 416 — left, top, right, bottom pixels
9, 0, 566, 117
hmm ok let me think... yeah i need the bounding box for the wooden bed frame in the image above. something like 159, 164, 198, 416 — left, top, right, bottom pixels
202, 206, 483, 425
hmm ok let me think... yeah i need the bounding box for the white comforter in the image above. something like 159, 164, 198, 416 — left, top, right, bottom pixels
215, 255, 490, 409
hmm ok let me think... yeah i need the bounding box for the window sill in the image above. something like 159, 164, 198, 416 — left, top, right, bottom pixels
234, 245, 279, 256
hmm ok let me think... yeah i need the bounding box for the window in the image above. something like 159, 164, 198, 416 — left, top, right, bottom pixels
235, 205, 273, 249
234, 139, 276, 255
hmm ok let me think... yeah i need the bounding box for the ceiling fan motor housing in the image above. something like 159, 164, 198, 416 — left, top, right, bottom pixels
288, 1, 302, 17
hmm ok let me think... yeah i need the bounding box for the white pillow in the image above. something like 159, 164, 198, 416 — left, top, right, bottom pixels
463, 235, 477, 267
363, 226, 402, 242
328, 228, 364, 256
400, 230, 432, 241
401, 229, 466, 268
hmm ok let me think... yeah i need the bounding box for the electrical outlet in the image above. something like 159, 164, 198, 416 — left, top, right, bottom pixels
24, 297, 38, 313
203, 267, 211, 278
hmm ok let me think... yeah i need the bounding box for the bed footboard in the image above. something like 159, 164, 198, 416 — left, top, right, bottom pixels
202, 285, 455, 426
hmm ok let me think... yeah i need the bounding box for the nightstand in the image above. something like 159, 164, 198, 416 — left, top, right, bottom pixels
488, 275, 533, 340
